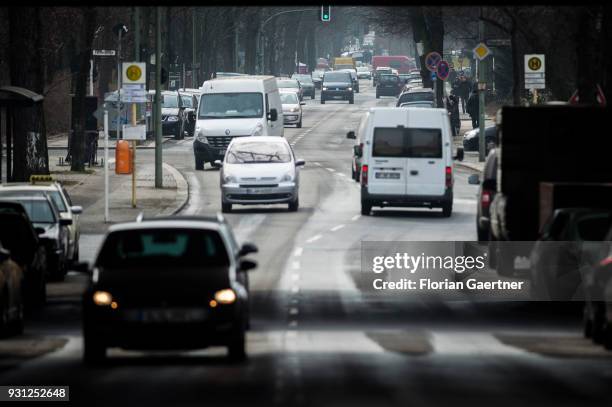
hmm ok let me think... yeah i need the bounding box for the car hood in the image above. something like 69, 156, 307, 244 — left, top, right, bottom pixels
323, 82, 351, 88
162, 107, 180, 116
224, 162, 295, 182
197, 117, 263, 137
282, 104, 300, 112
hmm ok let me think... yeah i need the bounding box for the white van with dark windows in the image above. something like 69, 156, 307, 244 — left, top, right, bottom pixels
193, 76, 283, 170
347, 107, 463, 216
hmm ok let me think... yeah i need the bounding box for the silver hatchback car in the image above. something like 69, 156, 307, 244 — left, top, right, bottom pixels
216, 136, 305, 212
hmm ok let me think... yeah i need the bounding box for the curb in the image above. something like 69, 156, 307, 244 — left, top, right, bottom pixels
455, 161, 483, 173
162, 163, 190, 215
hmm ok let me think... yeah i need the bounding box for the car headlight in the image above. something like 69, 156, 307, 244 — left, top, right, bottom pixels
93, 290, 117, 308
347, 87, 353, 91
167, 115, 179, 122
280, 172, 294, 182
322, 87, 328, 91
197, 133, 208, 143
251, 123, 264, 137
214, 288, 236, 304
290, 107, 299, 113
223, 174, 237, 183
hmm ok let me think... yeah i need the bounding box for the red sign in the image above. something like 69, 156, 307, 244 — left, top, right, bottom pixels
425, 52, 442, 72
436, 60, 450, 81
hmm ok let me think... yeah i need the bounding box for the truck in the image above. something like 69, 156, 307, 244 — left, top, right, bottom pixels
371, 55, 415, 74
334, 57, 356, 71
488, 105, 612, 276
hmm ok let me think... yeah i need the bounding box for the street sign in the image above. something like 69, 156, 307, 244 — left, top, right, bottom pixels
436, 60, 450, 81
93, 49, 116, 56
473, 43, 491, 61
122, 124, 146, 141
524, 54, 545, 89
430, 71, 437, 81
120, 83, 146, 103
122, 62, 146, 85
486, 39, 511, 47
425, 52, 442, 72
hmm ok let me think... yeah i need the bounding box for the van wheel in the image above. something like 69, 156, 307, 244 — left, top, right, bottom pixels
222, 202, 232, 213
361, 201, 372, 215
442, 201, 452, 217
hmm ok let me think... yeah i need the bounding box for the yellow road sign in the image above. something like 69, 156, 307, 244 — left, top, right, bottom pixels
126, 65, 142, 82
528, 57, 541, 71
122, 62, 146, 84
473, 43, 491, 61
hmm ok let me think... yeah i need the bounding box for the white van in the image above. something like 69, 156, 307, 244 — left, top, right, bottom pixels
193, 76, 284, 170
347, 107, 463, 216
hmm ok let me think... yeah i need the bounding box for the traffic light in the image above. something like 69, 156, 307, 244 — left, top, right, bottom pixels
321, 6, 331, 22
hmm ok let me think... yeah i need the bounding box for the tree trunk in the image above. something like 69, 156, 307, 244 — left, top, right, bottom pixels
71, 8, 97, 172
8, 7, 49, 181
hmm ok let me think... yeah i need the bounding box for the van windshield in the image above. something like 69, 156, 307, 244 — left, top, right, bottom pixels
199, 93, 264, 119
373, 128, 442, 158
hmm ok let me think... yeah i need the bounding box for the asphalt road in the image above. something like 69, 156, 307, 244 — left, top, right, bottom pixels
2, 81, 612, 407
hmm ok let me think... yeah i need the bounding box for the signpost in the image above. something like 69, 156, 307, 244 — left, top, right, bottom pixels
425, 51, 442, 72
524, 54, 545, 104
121, 62, 147, 208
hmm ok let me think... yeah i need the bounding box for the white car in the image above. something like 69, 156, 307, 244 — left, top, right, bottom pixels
356, 67, 371, 80
217, 136, 305, 212
280, 90, 305, 128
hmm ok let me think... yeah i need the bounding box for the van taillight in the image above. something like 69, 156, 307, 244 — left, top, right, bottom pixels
600, 256, 612, 267
445, 166, 452, 188
481, 190, 491, 210
361, 165, 368, 186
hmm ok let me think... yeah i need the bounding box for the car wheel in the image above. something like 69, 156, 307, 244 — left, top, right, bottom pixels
296, 120, 302, 128
361, 200, 372, 216
227, 325, 247, 362
83, 333, 106, 365
288, 198, 299, 212
349, 98, 354, 104
442, 201, 452, 217
195, 156, 205, 171
591, 303, 606, 344
321, 98, 325, 104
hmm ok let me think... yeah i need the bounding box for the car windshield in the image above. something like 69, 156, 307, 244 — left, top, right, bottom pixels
227, 141, 292, 164
277, 80, 299, 88
399, 92, 435, 103
293, 76, 313, 84
373, 127, 442, 158
162, 94, 179, 108
0, 190, 67, 212
280, 93, 299, 104
180, 95, 193, 107
96, 229, 230, 269
13, 199, 55, 224
324, 72, 350, 82
199, 93, 263, 119
381, 75, 399, 83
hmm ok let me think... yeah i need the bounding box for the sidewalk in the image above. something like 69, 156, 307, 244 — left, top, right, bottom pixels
50, 158, 189, 234
46, 132, 174, 150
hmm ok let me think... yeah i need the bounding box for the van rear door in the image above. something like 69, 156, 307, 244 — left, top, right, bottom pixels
403, 128, 445, 196
368, 127, 408, 195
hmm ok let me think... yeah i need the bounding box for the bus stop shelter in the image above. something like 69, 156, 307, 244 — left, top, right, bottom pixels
0, 86, 44, 182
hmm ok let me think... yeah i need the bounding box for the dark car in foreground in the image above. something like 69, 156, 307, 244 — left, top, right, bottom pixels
321, 71, 354, 104
463, 126, 498, 152
0, 241, 24, 336
80, 216, 258, 364
468, 148, 497, 241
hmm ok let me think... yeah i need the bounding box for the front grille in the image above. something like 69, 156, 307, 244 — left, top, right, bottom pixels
238, 184, 279, 188
208, 136, 247, 148
229, 193, 291, 200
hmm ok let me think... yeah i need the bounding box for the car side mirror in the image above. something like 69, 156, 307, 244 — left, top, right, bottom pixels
70, 205, 83, 215
239, 259, 257, 272
295, 159, 305, 167
346, 131, 356, 139
239, 242, 259, 257
213, 160, 223, 167
468, 173, 480, 185
454, 147, 464, 162
60, 218, 73, 226
35, 227, 46, 235
268, 108, 278, 122
71, 261, 91, 274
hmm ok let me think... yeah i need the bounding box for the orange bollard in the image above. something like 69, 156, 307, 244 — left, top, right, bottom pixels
115, 140, 133, 174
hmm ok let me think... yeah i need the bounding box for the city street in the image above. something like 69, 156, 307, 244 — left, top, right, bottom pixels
2, 80, 611, 407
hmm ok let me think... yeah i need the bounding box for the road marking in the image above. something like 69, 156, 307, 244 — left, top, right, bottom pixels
325, 168, 335, 172
336, 173, 346, 177
330, 224, 345, 232
294, 247, 303, 257
292, 261, 300, 270
289, 307, 299, 315
351, 215, 361, 221
314, 162, 322, 166
306, 234, 322, 243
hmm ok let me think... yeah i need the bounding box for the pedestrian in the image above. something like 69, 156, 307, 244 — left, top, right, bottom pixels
448, 94, 461, 137
467, 83, 479, 129
457, 76, 471, 114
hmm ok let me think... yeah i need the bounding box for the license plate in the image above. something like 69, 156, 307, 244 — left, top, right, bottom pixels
218, 149, 226, 155
246, 188, 273, 194
375, 172, 400, 179
129, 308, 207, 323
333, 96, 343, 99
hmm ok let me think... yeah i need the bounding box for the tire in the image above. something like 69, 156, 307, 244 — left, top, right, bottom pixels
221, 202, 232, 213
227, 325, 247, 362
321, 98, 326, 104
442, 201, 452, 217
349, 97, 354, 104
603, 324, 612, 351
83, 333, 106, 365
288, 198, 299, 212
361, 200, 372, 216
351, 167, 356, 181
195, 156, 205, 171
296, 120, 302, 129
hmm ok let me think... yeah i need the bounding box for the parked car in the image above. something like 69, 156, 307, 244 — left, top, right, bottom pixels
0, 181, 82, 264
348, 110, 369, 182
347, 107, 463, 216
311, 70, 324, 89
396, 88, 435, 107
356, 66, 372, 80
0, 202, 47, 308
217, 136, 305, 212
463, 126, 498, 152
280, 90, 305, 128
530, 208, 612, 301
321, 71, 354, 104
179, 91, 200, 138
468, 148, 497, 241
276, 78, 303, 101
80, 216, 258, 363
161, 91, 188, 140
291, 74, 316, 99
194, 76, 284, 170
376, 74, 402, 98
0, 241, 24, 336
0, 196, 71, 281
403, 79, 423, 92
